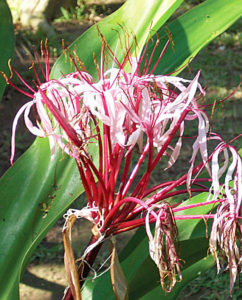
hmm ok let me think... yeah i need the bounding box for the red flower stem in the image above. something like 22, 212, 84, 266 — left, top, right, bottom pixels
113, 145, 125, 183
147, 155, 214, 208
101, 93, 110, 188
175, 214, 215, 220
143, 180, 177, 197
115, 148, 133, 204
112, 213, 216, 236
81, 152, 108, 203
103, 123, 109, 186
110, 188, 209, 231
121, 142, 150, 198
132, 161, 208, 216
172, 198, 225, 213
81, 158, 99, 207
104, 146, 124, 210
76, 161, 94, 207
40, 90, 83, 148
114, 140, 152, 222
63, 235, 103, 300
106, 146, 122, 206
102, 196, 156, 232
90, 115, 104, 208
137, 129, 154, 197
143, 177, 211, 198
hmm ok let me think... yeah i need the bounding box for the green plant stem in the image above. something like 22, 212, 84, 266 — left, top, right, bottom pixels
63, 235, 103, 300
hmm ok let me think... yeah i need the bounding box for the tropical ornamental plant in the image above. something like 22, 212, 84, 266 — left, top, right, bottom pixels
0, 0, 241, 300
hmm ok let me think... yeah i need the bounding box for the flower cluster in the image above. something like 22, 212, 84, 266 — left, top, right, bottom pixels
7, 40, 241, 295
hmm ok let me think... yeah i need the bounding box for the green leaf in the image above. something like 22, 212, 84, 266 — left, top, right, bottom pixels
50, 0, 184, 79
0, 0, 15, 100
0, 139, 78, 299
143, 0, 242, 75
81, 1, 242, 296
0, 135, 101, 299
139, 255, 215, 300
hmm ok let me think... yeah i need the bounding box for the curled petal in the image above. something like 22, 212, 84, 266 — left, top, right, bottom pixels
209, 145, 242, 292
209, 201, 241, 292
165, 121, 184, 169
145, 203, 182, 292
11, 101, 36, 164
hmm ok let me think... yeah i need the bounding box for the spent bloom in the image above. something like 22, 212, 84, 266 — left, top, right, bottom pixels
6, 38, 241, 295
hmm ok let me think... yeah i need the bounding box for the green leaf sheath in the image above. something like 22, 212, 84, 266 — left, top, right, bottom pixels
0, 0, 14, 100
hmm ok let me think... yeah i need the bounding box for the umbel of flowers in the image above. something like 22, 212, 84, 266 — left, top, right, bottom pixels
5, 38, 241, 299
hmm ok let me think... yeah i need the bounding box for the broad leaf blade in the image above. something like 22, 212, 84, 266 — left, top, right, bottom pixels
0, 0, 14, 100
144, 0, 242, 75
50, 0, 184, 79
139, 255, 215, 300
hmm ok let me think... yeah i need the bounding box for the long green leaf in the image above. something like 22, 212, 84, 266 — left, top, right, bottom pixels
50, 0, 184, 79
139, 255, 215, 300
144, 0, 242, 75
0, 0, 15, 100
0, 139, 80, 299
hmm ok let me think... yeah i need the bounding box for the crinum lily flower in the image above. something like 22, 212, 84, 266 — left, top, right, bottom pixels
5, 38, 241, 298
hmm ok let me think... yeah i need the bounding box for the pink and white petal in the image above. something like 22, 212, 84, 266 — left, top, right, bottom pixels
224, 147, 240, 213
196, 110, 210, 175
165, 121, 184, 169
36, 98, 54, 134
24, 103, 45, 137
48, 135, 57, 159
210, 146, 222, 200
11, 101, 34, 164
126, 128, 142, 148
235, 154, 242, 214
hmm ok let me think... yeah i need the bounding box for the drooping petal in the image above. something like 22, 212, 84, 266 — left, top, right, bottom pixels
11, 101, 35, 164
165, 121, 184, 169
145, 203, 181, 293
209, 144, 242, 292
